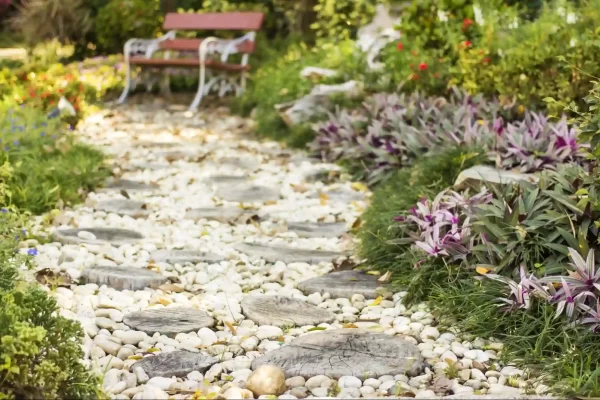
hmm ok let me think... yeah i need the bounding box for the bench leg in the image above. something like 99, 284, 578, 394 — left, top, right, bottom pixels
117, 60, 132, 104
159, 70, 172, 98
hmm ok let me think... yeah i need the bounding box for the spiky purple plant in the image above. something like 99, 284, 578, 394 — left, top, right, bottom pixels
491, 113, 584, 172
394, 189, 492, 260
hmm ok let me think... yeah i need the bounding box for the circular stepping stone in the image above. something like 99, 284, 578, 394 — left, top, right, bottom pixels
297, 270, 381, 299
241, 296, 335, 327
54, 227, 144, 246
123, 308, 215, 336
134, 350, 218, 378
94, 199, 150, 218
218, 156, 260, 171
234, 243, 345, 264
287, 222, 347, 238
216, 185, 280, 203
205, 175, 248, 185
157, 150, 207, 162
185, 206, 245, 223
81, 266, 167, 290
102, 179, 158, 192
251, 329, 424, 379
151, 250, 225, 265
312, 188, 364, 203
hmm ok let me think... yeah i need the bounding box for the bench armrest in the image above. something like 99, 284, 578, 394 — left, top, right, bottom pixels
198, 32, 256, 65
123, 31, 177, 60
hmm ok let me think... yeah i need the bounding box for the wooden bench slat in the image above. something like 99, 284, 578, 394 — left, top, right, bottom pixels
159, 38, 256, 54
163, 12, 264, 31
129, 56, 251, 72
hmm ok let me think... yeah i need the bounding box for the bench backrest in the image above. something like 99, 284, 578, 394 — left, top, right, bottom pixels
163, 12, 265, 32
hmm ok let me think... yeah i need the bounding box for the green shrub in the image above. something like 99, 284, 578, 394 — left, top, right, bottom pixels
10, 0, 92, 46
0, 102, 110, 213
233, 38, 369, 146
95, 0, 162, 54
0, 208, 101, 399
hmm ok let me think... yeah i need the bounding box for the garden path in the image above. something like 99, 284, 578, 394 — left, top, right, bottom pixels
34, 103, 547, 399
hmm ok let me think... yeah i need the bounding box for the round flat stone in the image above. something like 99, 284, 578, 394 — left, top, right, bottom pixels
216, 185, 280, 203
157, 150, 207, 162
251, 329, 424, 379
134, 350, 218, 378
297, 270, 381, 299
53, 227, 144, 246
287, 222, 347, 238
102, 179, 158, 192
234, 243, 345, 264
205, 175, 249, 185
185, 206, 245, 223
80, 266, 167, 290
94, 199, 150, 218
151, 250, 225, 265
312, 188, 364, 203
241, 296, 335, 327
218, 156, 260, 171
123, 308, 215, 336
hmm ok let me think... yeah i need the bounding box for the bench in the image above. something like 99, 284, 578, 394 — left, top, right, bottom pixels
117, 12, 264, 111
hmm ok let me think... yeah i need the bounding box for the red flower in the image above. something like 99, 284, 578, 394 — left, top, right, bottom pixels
49, 100, 55, 105
411, 50, 418, 56
409, 63, 414, 69
434, 73, 440, 78
462, 18, 473, 31
412, 75, 419, 80
58, 89, 64, 94
483, 57, 491, 64
463, 41, 472, 48
418, 63, 428, 71
396, 42, 404, 51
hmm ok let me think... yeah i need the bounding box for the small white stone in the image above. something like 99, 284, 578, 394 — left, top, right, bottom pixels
363, 378, 380, 389
338, 376, 361, 388
141, 385, 169, 400
360, 386, 375, 396
78, 231, 97, 240
256, 325, 283, 340
420, 326, 440, 340
134, 367, 149, 384
285, 376, 306, 388
471, 369, 487, 381
415, 389, 436, 398
146, 377, 176, 390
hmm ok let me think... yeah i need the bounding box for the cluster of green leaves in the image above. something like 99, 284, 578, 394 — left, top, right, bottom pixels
382, 0, 600, 113
231, 38, 372, 147
471, 165, 600, 277
95, 0, 162, 54
0, 208, 101, 399
0, 102, 110, 213
550, 79, 600, 160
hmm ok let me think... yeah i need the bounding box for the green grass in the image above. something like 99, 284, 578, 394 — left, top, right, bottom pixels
431, 279, 600, 397
0, 102, 109, 214
358, 146, 486, 287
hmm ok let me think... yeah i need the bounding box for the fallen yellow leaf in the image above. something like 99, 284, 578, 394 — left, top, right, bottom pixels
366, 271, 381, 276
127, 355, 143, 360
476, 266, 490, 275
377, 270, 392, 283
351, 217, 362, 229
343, 323, 358, 328
351, 182, 368, 192
319, 193, 329, 206
158, 297, 172, 306
370, 296, 383, 306
146, 347, 160, 353
224, 321, 237, 335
